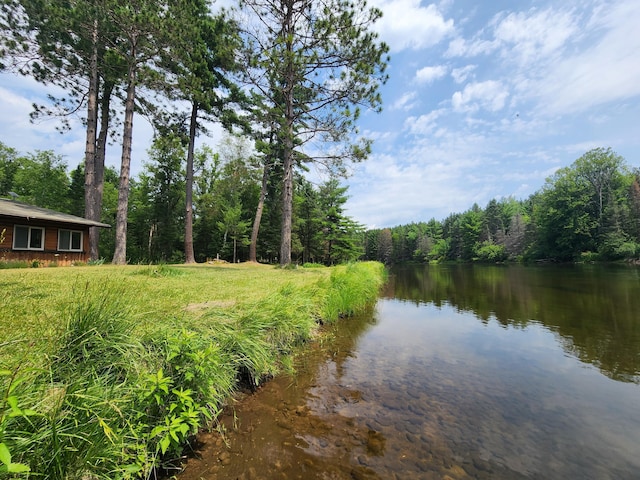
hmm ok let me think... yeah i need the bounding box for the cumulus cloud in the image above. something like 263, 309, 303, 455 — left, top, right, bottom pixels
371, 0, 454, 51
452, 80, 508, 113
415, 65, 448, 84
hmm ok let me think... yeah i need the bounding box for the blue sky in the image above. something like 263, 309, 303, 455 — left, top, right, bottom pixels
1, 0, 639, 229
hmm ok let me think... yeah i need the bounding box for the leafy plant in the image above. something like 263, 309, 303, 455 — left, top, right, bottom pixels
0, 366, 36, 476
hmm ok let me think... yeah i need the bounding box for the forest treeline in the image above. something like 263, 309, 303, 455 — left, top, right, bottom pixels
363, 147, 640, 264
4, 142, 639, 266
0, 138, 365, 265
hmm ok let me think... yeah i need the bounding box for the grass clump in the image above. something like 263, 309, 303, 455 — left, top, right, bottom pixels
133, 264, 185, 278
0, 261, 30, 269
319, 262, 387, 322
0, 261, 385, 478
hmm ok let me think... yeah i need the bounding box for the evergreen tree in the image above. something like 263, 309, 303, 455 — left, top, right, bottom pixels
241, 0, 389, 265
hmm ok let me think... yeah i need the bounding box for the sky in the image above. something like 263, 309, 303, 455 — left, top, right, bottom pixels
1, 0, 640, 229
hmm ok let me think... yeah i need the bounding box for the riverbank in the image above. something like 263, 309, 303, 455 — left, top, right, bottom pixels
0, 261, 385, 478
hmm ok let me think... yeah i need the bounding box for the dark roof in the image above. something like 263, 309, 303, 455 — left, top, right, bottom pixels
0, 198, 111, 228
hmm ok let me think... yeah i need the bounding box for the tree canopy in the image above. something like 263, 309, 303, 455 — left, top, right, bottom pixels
364, 148, 639, 264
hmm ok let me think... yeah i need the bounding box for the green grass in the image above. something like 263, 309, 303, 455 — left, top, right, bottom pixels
0, 261, 385, 479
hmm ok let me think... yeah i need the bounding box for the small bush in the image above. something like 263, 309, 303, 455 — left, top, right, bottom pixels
580, 251, 600, 262
474, 241, 507, 263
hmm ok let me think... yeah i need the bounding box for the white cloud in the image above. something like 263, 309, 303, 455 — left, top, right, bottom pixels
404, 109, 445, 135
391, 91, 418, 111
445, 6, 577, 65
415, 65, 448, 84
451, 65, 476, 84
346, 152, 475, 226
445, 35, 498, 58
492, 7, 578, 66
452, 80, 508, 113
0, 83, 73, 155
371, 0, 454, 51
534, 0, 640, 115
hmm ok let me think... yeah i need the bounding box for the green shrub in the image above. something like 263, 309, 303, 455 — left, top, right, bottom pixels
580, 251, 600, 262
474, 241, 507, 263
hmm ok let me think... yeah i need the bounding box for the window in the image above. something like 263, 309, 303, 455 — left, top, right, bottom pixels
13, 225, 45, 250
58, 229, 83, 252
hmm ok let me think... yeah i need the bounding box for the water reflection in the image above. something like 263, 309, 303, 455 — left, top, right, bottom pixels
387, 264, 640, 383
179, 265, 640, 480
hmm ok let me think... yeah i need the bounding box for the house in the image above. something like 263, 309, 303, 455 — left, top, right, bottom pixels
0, 198, 110, 266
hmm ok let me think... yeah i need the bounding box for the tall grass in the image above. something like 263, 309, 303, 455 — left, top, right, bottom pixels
319, 262, 387, 322
0, 261, 385, 478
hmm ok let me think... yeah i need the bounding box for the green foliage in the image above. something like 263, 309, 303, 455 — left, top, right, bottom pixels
0, 262, 385, 477
364, 148, 638, 264
0, 367, 36, 477
598, 232, 639, 260
0, 144, 72, 211
0, 261, 29, 270
475, 241, 508, 263
319, 262, 386, 322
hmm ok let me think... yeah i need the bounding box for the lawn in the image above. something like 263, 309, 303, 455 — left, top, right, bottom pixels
1, 263, 329, 365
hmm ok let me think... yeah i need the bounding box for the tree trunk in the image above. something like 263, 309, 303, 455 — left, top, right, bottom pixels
280, 142, 293, 266
249, 161, 269, 262
112, 58, 137, 265
89, 80, 113, 260
279, 0, 295, 267
184, 101, 198, 264
84, 19, 99, 259
233, 236, 237, 264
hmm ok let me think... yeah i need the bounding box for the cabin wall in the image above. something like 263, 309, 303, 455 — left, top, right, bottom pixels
0, 218, 91, 266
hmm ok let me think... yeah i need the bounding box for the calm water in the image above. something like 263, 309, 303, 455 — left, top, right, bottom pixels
180, 264, 640, 480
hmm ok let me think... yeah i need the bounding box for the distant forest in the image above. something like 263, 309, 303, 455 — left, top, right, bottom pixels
363, 147, 640, 264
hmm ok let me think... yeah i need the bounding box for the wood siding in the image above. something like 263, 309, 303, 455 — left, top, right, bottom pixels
0, 218, 91, 266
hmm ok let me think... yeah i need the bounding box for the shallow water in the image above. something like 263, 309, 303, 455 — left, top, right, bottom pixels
179, 264, 640, 480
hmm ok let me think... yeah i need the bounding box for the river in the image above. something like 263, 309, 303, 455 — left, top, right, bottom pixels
179, 264, 640, 480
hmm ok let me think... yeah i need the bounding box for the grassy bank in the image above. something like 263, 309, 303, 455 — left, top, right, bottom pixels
0, 262, 385, 478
